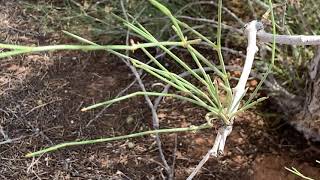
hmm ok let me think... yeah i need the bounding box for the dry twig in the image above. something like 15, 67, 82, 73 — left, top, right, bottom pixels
120, 0, 172, 176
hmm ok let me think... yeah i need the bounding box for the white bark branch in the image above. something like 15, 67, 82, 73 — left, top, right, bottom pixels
186, 125, 232, 180
230, 20, 261, 115
187, 21, 261, 180
175, 16, 320, 46
186, 144, 215, 180
186, 18, 320, 179
210, 21, 261, 158
258, 31, 320, 45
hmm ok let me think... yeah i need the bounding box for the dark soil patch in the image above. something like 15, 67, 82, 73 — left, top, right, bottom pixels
0, 1, 319, 180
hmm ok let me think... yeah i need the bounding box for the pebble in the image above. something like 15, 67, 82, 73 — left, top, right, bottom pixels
127, 142, 135, 149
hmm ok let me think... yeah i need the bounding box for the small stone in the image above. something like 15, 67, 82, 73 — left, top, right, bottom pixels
237, 137, 244, 144
250, 80, 258, 86
233, 155, 243, 164
89, 155, 95, 161
128, 142, 135, 149
37, 100, 43, 105
126, 116, 134, 124
257, 120, 264, 126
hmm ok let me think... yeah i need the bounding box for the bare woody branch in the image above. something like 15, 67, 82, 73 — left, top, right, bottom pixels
258, 31, 320, 45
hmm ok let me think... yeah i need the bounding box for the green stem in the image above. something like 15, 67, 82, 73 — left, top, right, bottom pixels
81, 91, 213, 112
0, 39, 201, 56
130, 58, 217, 108
26, 123, 211, 157
177, 20, 217, 48
217, 0, 232, 105
148, 0, 185, 41
121, 19, 211, 87
187, 46, 220, 107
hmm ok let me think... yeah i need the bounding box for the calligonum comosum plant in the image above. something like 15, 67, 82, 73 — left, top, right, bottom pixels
0, 0, 275, 158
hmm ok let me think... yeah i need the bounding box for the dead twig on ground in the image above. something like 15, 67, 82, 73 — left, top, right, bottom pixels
120, 0, 172, 177
186, 125, 232, 180
0, 136, 24, 145
169, 134, 178, 180
85, 77, 138, 127
25, 99, 61, 115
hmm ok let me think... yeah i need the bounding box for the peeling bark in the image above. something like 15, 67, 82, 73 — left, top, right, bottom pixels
255, 27, 320, 141
291, 47, 320, 141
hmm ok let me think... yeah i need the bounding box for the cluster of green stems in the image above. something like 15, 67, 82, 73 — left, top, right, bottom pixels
0, 0, 274, 157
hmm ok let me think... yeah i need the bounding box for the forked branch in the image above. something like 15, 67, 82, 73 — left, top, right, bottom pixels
187, 20, 262, 180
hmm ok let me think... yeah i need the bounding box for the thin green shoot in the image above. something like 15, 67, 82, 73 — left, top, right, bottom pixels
81, 91, 212, 112
26, 123, 212, 157
285, 167, 314, 180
